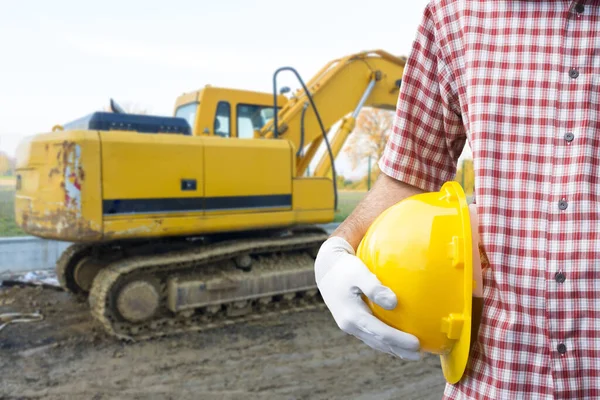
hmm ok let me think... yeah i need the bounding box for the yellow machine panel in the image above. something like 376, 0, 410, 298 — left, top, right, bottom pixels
14, 130, 103, 241
100, 132, 205, 202
291, 177, 334, 224
202, 136, 292, 200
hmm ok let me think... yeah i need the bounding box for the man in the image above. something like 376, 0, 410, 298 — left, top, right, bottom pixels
314, 1, 600, 398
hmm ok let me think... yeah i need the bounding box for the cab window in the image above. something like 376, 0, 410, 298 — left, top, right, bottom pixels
214, 101, 231, 137
174, 102, 198, 133
236, 104, 276, 139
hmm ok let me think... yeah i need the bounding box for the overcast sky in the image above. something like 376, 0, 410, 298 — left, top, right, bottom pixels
1, 0, 472, 178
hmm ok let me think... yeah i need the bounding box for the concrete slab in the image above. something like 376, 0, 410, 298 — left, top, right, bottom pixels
0, 236, 70, 274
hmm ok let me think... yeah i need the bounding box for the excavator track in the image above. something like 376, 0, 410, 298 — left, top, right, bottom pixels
56, 243, 94, 295
88, 229, 328, 341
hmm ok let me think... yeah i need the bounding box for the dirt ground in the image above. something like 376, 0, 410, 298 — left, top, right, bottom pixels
0, 284, 446, 400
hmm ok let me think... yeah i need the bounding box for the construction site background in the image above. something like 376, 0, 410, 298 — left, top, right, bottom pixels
337, 157, 475, 198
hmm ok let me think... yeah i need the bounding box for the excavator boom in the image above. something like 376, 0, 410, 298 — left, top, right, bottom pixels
262, 50, 405, 177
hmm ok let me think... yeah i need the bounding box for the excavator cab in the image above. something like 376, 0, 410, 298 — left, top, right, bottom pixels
173, 86, 287, 139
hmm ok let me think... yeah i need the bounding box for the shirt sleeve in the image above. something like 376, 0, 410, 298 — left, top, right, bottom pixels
378, 3, 467, 193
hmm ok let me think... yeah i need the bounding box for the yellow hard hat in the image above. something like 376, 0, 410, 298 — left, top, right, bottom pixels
356, 181, 481, 384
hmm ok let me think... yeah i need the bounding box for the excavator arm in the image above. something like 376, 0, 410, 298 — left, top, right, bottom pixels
259, 50, 406, 177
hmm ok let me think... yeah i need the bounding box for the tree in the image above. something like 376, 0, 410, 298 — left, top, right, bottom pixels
343, 107, 395, 170
336, 174, 347, 189
0, 152, 14, 176
455, 158, 474, 197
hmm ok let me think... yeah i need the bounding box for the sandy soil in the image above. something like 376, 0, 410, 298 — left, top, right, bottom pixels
0, 285, 446, 400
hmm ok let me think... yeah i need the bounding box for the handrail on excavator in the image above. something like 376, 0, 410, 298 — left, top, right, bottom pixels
261, 49, 407, 175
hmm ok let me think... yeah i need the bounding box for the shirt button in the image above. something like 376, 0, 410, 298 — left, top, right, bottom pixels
575, 3, 585, 13
555, 272, 566, 283
569, 68, 580, 79
558, 343, 567, 354
564, 132, 574, 142
559, 199, 568, 210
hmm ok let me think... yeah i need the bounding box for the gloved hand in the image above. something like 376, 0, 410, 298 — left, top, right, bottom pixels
315, 236, 421, 360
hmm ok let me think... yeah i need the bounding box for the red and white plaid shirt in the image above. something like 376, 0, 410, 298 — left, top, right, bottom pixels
379, 0, 600, 398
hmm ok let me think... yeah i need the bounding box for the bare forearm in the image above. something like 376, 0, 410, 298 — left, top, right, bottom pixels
331, 173, 424, 250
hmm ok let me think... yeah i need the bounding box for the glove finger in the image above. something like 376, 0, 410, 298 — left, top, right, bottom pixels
353, 309, 420, 352
390, 346, 422, 361
351, 267, 397, 310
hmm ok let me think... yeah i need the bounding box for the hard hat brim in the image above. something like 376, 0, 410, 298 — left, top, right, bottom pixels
439, 181, 473, 384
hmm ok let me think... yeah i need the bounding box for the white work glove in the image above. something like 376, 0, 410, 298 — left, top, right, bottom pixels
315, 236, 421, 360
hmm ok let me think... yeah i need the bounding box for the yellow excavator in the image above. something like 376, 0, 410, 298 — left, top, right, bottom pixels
14, 50, 406, 339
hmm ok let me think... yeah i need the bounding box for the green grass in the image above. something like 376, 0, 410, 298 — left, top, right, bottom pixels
334, 190, 367, 222
0, 188, 24, 237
